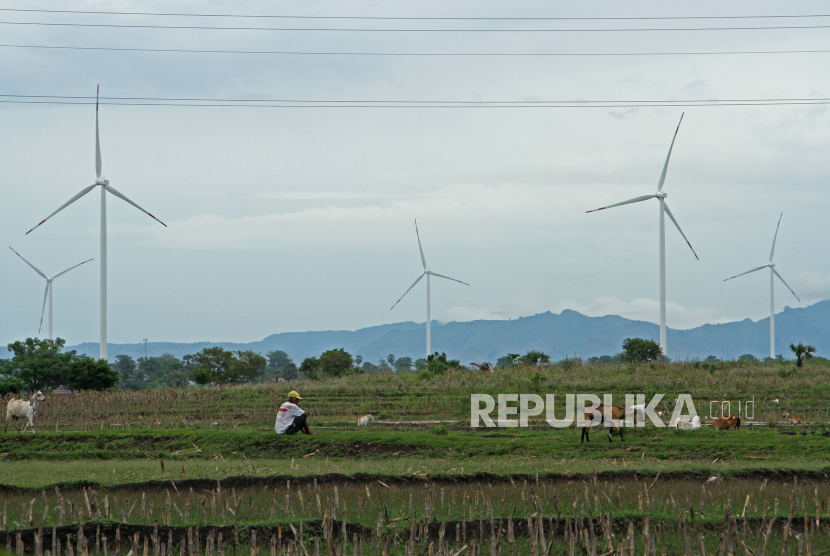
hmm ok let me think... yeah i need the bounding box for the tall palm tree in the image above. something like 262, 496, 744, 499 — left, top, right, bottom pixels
790, 342, 816, 367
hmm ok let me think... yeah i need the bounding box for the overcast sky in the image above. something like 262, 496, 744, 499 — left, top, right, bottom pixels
1, 0, 829, 348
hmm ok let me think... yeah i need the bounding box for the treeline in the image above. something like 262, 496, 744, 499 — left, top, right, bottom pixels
1, 336, 820, 394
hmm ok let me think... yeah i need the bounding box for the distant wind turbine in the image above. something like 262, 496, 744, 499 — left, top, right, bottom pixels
390, 220, 469, 357
25, 86, 166, 360
9, 247, 93, 340
586, 114, 699, 355
724, 213, 800, 359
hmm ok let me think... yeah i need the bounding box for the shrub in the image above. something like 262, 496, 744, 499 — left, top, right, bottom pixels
0, 377, 25, 395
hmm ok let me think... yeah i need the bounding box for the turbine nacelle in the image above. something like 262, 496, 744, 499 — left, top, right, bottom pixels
655, 192, 667, 199
95, 178, 109, 186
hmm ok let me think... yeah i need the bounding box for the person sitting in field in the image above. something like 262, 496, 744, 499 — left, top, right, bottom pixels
275, 390, 314, 435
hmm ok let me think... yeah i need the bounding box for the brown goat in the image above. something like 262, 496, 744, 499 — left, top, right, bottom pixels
782, 411, 803, 425
712, 414, 740, 431
579, 405, 634, 443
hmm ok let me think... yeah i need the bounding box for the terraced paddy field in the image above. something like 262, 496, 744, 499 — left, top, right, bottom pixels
1, 361, 829, 554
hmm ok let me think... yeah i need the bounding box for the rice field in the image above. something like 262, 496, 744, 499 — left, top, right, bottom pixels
2, 475, 829, 555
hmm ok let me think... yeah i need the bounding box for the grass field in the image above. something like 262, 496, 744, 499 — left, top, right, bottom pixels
1, 361, 829, 554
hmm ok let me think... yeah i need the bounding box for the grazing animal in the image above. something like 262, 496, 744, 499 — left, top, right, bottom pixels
676, 416, 701, 430
772, 398, 780, 406
782, 411, 803, 425
712, 413, 740, 431
357, 414, 374, 426
579, 405, 634, 443
470, 363, 494, 372
5, 391, 46, 434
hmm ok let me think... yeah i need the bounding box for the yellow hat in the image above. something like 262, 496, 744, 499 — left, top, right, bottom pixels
288, 390, 303, 400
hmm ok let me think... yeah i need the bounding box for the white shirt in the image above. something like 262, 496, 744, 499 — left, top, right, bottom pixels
275, 402, 305, 434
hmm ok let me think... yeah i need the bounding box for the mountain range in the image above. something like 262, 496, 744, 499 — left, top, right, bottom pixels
48, 299, 830, 365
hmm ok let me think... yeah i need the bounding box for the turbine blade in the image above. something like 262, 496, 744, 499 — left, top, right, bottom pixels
8, 246, 48, 279
51, 257, 94, 280
428, 271, 470, 286
772, 268, 800, 302
26, 184, 98, 234
95, 85, 102, 179
723, 264, 769, 281
769, 212, 783, 263
414, 219, 427, 270
586, 194, 657, 213
104, 184, 167, 227
38, 282, 49, 334
390, 272, 426, 310
657, 113, 684, 192
663, 202, 699, 259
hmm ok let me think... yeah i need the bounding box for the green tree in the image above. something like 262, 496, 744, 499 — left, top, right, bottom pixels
114, 354, 142, 390
361, 361, 378, 374
519, 350, 551, 366
262, 350, 298, 382
139, 354, 190, 388
790, 342, 816, 367
63, 357, 120, 391
414, 358, 427, 371
318, 348, 354, 378
354, 355, 363, 367
421, 352, 461, 379
738, 353, 758, 363
0, 338, 78, 391
621, 338, 662, 363
266, 350, 291, 369
190, 347, 265, 385
387, 354, 396, 367
300, 356, 321, 380
394, 356, 413, 373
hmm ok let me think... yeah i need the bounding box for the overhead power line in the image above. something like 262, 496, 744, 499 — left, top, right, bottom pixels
2, 8, 829, 21
2, 94, 829, 108
3, 20, 830, 32
4, 43, 830, 57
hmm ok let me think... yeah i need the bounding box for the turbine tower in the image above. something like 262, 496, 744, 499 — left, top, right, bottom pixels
9, 247, 92, 340
25, 86, 166, 360
390, 220, 469, 357
724, 213, 800, 359
586, 114, 698, 355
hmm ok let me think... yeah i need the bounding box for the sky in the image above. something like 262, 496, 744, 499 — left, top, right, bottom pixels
1, 1, 829, 348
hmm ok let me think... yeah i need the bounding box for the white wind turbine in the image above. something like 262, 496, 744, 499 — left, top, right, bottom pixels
390, 220, 469, 357
586, 114, 698, 355
9, 247, 93, 340
25, 86, 166, 360
724, 213, 800, 359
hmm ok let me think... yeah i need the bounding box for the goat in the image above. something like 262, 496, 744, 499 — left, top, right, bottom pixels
470, 363, 494, 372
712, 413, 740, 431
579, 405, 634, 443
772, 398, 780, 406
782, 411, 803, 425
676, 416, 701, 430
5, 391, 46, 434
357, 414, 374, 426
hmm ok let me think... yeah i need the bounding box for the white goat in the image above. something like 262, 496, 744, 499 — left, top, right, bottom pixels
357, 414, 374, 426
676, 416, 701, 430
5, 390, 46, 434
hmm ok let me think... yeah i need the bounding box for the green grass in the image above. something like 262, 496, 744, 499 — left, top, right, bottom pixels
1, 424, 828, 488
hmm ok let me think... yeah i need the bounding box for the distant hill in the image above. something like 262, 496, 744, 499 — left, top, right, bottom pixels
51, 299, 830, 365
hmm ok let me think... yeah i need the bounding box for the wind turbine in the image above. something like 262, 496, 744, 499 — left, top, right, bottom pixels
724, 213, 800, 359
390, 220, 469, 357
25, 86, 166, 360
586, 114, 698, 355
9, 247, 93, 340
